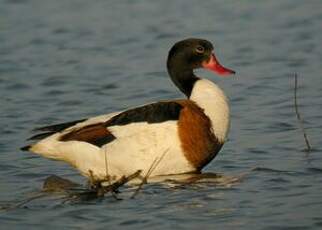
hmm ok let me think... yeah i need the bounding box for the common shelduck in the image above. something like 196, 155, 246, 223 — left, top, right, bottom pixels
22, 38, 235, 181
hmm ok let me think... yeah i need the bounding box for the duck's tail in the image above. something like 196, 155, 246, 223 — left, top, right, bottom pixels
20, 118, 86, 152
20, 145, 31, 151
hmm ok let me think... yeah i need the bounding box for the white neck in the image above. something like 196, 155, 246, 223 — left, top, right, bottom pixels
189, 79, 230, 142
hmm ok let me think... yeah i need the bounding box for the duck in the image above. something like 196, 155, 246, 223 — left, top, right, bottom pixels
21, 38, 235, 181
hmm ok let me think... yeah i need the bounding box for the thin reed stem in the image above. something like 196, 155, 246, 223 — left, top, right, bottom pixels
294, 73, 311, 151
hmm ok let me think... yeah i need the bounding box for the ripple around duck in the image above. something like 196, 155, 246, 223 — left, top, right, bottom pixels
264, 121, 296, 133
100, 83, 119, 90
0, 171, 244, 210
247, 148, 268, 154
41, 78, 67, 87
56, 100, 84, 106
306, 167, 322, 174
251, 167, 303, 176
44, 89, 67, 96
5, 83, 30, 90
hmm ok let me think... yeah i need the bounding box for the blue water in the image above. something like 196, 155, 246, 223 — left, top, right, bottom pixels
1, 0, 322, 229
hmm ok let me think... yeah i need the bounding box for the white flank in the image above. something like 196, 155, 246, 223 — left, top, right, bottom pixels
190, 79, 230, 142
30, 118, 194, 180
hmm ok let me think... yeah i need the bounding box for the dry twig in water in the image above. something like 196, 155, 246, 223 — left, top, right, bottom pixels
103, 148, 120, 200
70, 170, 142, 201
0, 193, 47, 211
294, 73, 312, 151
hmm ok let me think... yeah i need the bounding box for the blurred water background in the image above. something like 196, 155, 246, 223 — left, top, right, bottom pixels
1, 0, 322, 229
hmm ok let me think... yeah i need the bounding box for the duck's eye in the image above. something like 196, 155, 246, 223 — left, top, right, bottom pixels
196, 46, 205, 54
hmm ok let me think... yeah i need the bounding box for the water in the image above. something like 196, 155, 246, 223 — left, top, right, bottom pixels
1, 0, 322, 229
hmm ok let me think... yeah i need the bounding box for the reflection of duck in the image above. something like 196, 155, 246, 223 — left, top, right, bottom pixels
22, 38, 235, 180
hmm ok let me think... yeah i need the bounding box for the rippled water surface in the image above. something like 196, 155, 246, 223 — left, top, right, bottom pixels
1, 0, 322, 229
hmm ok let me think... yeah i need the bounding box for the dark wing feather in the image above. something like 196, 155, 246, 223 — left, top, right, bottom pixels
26, 118, 87, 141
105, 101, 183, 127
33, 119, 86, 132
60, 123, 116, 147
28, 131, 57, 141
